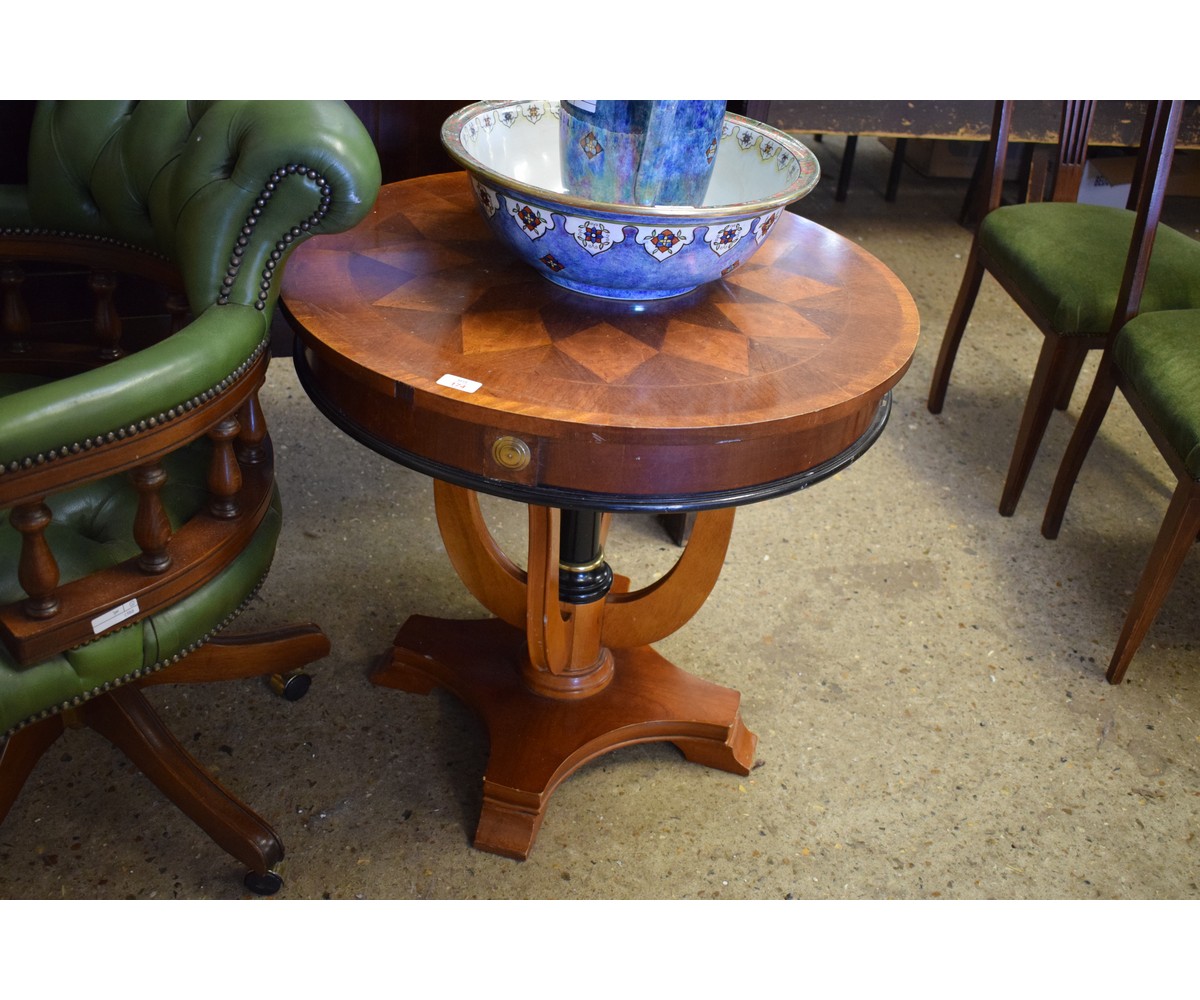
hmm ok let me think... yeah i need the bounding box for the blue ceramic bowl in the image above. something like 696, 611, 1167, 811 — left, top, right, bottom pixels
441, 100, 820, 301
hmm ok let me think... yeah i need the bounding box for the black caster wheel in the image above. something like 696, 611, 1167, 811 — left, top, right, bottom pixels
244, 869, 284, 896
270, 670, 311, 702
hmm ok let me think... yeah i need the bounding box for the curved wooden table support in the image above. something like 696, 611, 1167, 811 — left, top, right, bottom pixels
372, 492, 753, 859
433, 481, 527, 627
603, 505, 735, 649
283, 173, 919, 860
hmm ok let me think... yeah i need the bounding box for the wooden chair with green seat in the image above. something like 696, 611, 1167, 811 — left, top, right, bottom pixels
927, 100, 1200, 516
1040, 103, 1200, 685
0, 100, 381, 894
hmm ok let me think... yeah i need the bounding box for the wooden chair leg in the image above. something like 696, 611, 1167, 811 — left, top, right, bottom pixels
1107, 482, 1200, 684
1053, 340, 1090, 411
999, 333, 1075, 516
0, 712, 65, 823
835, 135, 858, 202
928, 243, 985, 414
1042, 362, 1118, 539
885, 138, 907, 202
83, 685, 284, 884
658, 511, 696, 547
140, 623, 331, 687
0, 623, 327, 893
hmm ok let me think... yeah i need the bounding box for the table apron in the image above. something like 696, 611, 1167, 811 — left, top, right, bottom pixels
296, 339, 891, 512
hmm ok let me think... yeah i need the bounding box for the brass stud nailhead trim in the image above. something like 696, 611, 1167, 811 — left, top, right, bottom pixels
0, 341, 267, 476
0, 226, 172, 262
216, 163, 335, 310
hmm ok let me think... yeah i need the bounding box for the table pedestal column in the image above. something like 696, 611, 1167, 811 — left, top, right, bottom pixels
369, 483, 757, 860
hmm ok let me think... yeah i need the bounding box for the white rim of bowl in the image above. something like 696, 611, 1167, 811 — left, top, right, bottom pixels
440, 100, 820, 220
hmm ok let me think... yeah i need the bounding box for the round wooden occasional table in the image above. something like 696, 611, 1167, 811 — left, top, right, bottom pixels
281, 173, 919, 860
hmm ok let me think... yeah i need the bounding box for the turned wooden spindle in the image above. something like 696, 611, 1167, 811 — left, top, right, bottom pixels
11, 501, 61, 619
130, 462, 173, 573
2, 265, 30, 354
207, 415, 243, 519
165, 291, 190, 335
236, 392, 269, 466
89, 270, 123, 361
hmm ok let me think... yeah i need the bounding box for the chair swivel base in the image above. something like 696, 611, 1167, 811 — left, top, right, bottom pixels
0, 623, 330, 895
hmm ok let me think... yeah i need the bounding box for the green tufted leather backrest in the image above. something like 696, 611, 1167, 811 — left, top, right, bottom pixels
0, 100, 382, 473
18, 100, 381, 314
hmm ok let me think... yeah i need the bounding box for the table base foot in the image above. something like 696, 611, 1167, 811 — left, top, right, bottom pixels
371, 614, 758, 860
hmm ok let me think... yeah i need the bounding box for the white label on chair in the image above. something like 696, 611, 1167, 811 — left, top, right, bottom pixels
437, 373, 482, 393
92, 598, 140, 634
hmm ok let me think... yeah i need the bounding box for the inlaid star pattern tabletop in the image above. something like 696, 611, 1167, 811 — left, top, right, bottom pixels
282, 173, 918, 431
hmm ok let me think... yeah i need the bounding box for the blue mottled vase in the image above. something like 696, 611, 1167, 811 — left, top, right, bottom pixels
559, 100, 726, 207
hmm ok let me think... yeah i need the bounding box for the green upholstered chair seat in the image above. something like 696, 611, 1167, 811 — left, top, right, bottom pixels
0, 364, 281, 738
0, 486, 281, 737
981, 203, 1200, 334
0, 458, 207, 605
1114, 308, 1200, 480
0, 371, 207, 594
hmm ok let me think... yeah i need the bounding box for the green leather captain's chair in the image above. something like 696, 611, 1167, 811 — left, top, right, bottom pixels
0, 101, 380, 894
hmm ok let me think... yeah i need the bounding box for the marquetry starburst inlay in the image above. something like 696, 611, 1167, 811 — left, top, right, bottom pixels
358, 229, 853, 390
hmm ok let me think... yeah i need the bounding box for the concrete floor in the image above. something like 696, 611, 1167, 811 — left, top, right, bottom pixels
4, 135, 1200, 906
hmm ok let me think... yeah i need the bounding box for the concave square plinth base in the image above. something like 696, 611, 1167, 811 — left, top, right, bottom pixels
371, 614, 757, 861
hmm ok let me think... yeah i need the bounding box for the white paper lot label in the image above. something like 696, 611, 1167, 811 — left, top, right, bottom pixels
437, 374, 482, 393
92, 598, 140, 634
